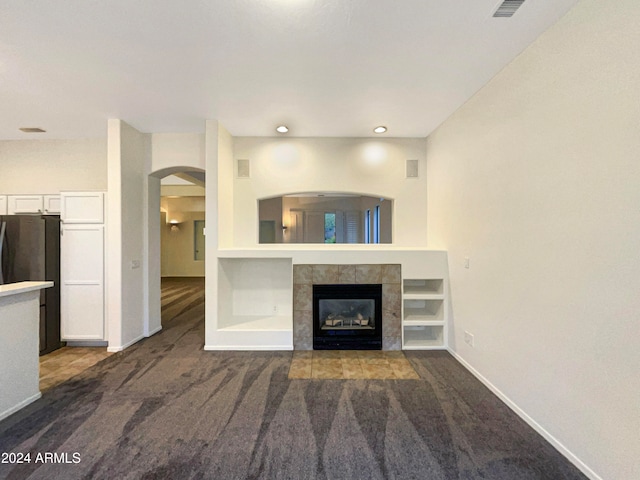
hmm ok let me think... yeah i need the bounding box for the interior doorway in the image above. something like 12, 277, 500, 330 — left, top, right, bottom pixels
146, 167, 205, 338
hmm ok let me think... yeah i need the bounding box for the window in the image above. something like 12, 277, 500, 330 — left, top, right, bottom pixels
324, 213, 336, 243
364, 209, 371, 243
373, 205, 380, 244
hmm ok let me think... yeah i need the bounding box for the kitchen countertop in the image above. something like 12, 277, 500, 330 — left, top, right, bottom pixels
0, 281, 53, 298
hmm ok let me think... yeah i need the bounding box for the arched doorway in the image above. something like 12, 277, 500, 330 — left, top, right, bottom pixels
146, 167, 205, 338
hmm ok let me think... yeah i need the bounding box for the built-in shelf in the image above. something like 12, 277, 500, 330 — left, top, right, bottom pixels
403, 325, 444, 349
403, 298, 444, 322
214, 258, 293, 350
217, 315, 292, 331
402, 278, 446, 350
403, 279, 443, 296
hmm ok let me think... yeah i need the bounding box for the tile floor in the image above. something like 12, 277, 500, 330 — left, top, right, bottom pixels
40, 347, 418, 388
288, 350, 420, 379
39, 347, 114, 392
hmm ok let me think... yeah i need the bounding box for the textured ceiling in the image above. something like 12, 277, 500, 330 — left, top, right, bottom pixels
0, 0, 579, 139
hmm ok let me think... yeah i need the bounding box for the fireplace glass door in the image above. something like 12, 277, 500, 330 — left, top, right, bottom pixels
313, 284, 382, 350
319, 299, 375, 331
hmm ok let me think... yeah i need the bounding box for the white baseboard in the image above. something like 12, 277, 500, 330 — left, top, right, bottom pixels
145, 325, 162, 337
107, 334, 145, 353
203, 345, 293, 351
0, 392, 42, 421
448, 349, 602, 480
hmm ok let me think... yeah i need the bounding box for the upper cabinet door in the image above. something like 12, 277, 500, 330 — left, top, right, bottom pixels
8, 195, 44, 214
0, 195, 7, 215
43, 195, 61, 214
61, 192, 105, 224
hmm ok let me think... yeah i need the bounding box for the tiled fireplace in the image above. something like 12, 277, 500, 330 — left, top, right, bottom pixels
293, 264, 402, 350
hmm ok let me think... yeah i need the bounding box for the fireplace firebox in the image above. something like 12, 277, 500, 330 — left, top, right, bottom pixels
313, 284, 382, 350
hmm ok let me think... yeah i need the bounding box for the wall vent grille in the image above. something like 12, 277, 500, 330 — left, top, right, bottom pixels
237, 159, 250, 178
406, 159, 419, 178
493, 0, 526, 18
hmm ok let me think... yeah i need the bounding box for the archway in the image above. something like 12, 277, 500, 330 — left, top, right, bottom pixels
145, 166, 206, 337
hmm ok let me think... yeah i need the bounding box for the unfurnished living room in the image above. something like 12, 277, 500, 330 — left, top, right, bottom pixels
0, 1, 638, 479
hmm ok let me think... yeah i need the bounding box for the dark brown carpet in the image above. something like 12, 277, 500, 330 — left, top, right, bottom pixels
0, 278, 587, 479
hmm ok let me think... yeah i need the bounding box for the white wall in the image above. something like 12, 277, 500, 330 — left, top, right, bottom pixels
426, 1, 640, 479
151, 133, 205, 173
145, 176, 162, 337
232, 137, 427, 247
205, 121, 223, 346
161, 196, 205, 222
160, 210, 205, 277
0, 138, 106, 193
107, 120, 150, 351
217, 126, 234, 249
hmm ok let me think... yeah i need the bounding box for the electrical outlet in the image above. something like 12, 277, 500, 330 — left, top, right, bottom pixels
131, 260, 140, 269
464, 257, 470, 269
272, 305, 278, 314
464, 331, 474, 347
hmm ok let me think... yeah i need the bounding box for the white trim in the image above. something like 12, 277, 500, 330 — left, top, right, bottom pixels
146, 325, 162, 337
107, 334, 145, 352
203, 345, 293, 351
0, 392, 41, 421
448, 349, 602, 480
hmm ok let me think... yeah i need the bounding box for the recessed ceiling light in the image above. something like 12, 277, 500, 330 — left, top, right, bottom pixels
19, 127, 46, 133
373, 126, 387, 134
276, 125, 289, 134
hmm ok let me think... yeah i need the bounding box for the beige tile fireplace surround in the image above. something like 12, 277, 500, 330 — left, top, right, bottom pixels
293, 264, 402, 350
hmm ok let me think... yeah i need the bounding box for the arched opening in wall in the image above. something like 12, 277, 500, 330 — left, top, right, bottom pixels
258, 192, 393, 244
147, 167, 205, 342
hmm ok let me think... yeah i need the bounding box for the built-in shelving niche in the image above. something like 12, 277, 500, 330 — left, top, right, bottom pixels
215, 258, 293, 349
403, 278, 443, 295
401, 278, 446, 350
403, 325, 444, 349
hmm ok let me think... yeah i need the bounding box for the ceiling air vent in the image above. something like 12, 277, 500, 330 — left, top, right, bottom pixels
493, 0, 526, 18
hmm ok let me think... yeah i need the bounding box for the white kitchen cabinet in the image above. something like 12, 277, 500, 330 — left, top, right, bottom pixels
60, 192, 104, 224
7, 195, 44, 214
43, 195, 61, 214
0, 196, 6, 215
60, 224, 105, 340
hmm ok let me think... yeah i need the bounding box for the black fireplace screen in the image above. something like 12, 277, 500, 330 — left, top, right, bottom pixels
313, 284, 382, 350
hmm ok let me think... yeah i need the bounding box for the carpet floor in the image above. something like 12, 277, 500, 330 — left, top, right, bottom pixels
0, 278, 587, 479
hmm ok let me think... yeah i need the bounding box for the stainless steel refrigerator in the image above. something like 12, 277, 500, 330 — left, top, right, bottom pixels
0, 214, 62, 355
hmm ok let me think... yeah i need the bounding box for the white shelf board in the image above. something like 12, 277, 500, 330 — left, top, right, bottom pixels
403, 293, 444, 301
402, 344, 446, 350
403, 319, 445, 327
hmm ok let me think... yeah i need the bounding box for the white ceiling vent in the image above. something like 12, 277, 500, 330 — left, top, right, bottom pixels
493, 0, 526, 18
237, 159, 250, 178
